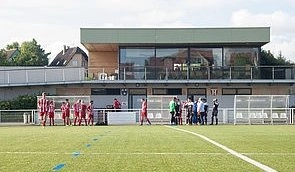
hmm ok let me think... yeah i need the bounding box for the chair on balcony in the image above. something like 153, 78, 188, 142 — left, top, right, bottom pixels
98, 73, 108, 80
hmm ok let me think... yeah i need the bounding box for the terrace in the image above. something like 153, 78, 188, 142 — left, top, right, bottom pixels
0, 65, 294, 87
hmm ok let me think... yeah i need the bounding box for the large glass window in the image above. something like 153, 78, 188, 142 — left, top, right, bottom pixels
91, 88, 121, 95
119, 47, 260, 80
120, 48, 155, 80
190, 48, 222, 79
224, 48, 258, 67
152, 88, 182, 95
224, 48, 258, 79
222, 88, 252, 95
156, 48, 188, 79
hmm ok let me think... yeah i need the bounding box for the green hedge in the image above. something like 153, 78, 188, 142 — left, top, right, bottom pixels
0, 94, 37, 110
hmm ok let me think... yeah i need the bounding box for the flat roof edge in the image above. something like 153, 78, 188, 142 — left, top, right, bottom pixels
81, 27, 270, 45
80, 27, 270, 30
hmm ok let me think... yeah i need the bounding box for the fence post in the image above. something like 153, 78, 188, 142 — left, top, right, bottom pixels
207, 66, 210, 80
165, 67, 168, 80
291, 108, 294, 124
223, 109, 227, 124
272, 67, 275, 80
123, 68, 126, 80
44, 68, 47, 83
250, 67, 253, 80
23, 113, 28, 124
144, 67, 147, 80
63, 69, 65, 81
7, 71, 10, 84
229, 67, 232, 80
31, 110, 34, 124
26, 70, 29, 83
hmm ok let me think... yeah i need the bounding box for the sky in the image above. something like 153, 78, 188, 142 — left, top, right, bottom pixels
1, 0, 295, 63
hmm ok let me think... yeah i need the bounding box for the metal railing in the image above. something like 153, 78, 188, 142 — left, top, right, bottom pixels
89, 65, 295, 81
0, 65, 295, 86
0, 67, 85, 86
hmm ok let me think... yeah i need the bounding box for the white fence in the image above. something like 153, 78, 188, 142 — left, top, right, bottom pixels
0, 108, 294, 125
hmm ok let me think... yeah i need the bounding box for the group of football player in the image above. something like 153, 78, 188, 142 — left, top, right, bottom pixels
37, 92, 94, 127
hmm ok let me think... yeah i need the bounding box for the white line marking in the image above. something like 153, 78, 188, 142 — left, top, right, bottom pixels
1, 151, 294, 157
166, 126, 277, 172
0, 151, 228, 155
242, 153, 295, 156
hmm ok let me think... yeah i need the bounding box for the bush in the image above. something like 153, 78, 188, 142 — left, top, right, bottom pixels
0, 94, 37, 110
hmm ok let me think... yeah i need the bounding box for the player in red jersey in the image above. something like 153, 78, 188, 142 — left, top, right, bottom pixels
37, 92, 49, 127
65, 99, 71, 126
113, 98, 121, 112
61, 102, 66, 126
48, 100, 55, 126
87, 100, 94, 126
72, 99, 81, 126
140, 98, 151, 125
79, 100, 87, 126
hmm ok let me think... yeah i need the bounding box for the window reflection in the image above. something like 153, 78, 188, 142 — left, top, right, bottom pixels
224, 48, 258, 66
224, 48, 258, 79
156, 48, 187, 79
120, 48, 155, 80
119, 47, 259, 80
190, 48, 222, 79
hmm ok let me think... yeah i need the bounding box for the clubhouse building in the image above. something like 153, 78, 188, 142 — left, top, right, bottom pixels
1, 27, 295, 109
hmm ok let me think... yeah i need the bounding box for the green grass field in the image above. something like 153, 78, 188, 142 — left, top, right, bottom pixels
0, 125, 295, 172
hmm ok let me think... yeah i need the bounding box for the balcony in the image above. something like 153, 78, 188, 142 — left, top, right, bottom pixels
91, 65, 295, 83
0, 65, 294, 87
0, 67, 85, 86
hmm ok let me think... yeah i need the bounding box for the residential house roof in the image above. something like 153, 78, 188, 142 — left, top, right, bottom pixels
49, 46, 88, 66
5, 49, 20, 61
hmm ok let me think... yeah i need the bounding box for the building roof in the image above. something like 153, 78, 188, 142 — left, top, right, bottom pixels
5, 49, 20, 60
49, 46, 88, 66
81, 27, 270, 51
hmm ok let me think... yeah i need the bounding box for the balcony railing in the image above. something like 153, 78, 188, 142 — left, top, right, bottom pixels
0, 65, 294, 86
92, 65, 295, 81
0, 67, 85, 86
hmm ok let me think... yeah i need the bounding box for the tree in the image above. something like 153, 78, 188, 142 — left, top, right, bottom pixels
0, 49, 7, 64
0, 49, 12, 66
6, 42, 19, 50
260, 49, 292, 66
277, 51, 292, 65
14, 39, 50, 66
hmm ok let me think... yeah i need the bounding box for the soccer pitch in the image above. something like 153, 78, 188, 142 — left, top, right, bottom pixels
1, 125, 295, 172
